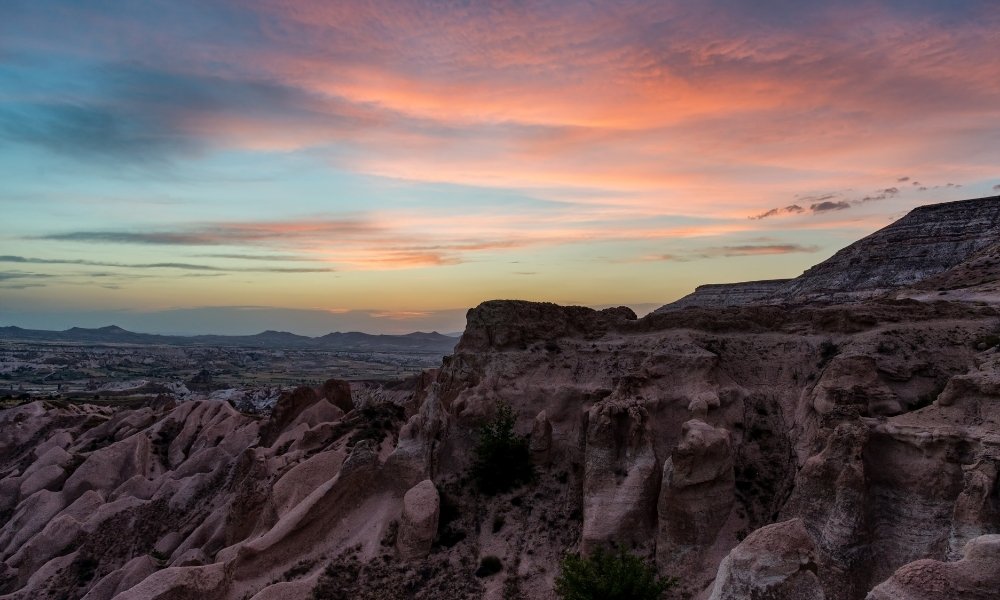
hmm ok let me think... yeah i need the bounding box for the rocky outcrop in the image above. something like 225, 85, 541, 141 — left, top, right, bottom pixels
708, 519, 825, 600
787, 197, 1000, 301
529, 410, 553, 466
665, 279, 791, 310
656, 420, 735, 576
658, 196, 1000, 310
781, 422, 870, 598
581, 398, 661, 554
457, 300, 636, 352
322, 378, 354, 413
866, 534, 1000, 600
396, 479, 439, 559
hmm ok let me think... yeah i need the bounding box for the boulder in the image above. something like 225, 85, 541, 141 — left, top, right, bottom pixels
396, 479, 440, 560
708, 519, 825, 600
867, 534, 1000, 600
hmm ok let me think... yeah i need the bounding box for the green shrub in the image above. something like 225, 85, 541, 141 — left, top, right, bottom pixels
471, 401, 534, 495
554, 546, 676, 600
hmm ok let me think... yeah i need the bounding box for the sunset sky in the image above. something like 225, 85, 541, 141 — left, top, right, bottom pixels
2, 1, 999, 334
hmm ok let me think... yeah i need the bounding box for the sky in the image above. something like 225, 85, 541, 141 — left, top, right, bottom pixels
1, 0, 999, 335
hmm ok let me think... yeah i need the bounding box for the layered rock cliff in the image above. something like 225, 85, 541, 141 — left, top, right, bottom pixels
660, 196, 1000, 310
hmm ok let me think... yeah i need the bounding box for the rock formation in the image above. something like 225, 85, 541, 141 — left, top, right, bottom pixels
396, 479, 439, 559
657, 420, 735, 578
659, 195, 1000, 310
708, 519, 825, 600
0, 197, 998, 599
866, 535, 1000, 600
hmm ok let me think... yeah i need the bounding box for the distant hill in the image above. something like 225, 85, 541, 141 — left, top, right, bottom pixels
0, 325, 459, 353
657, 195, 1000, 310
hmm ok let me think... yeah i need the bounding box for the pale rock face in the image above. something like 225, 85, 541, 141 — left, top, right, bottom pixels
396, 479, 440, 559
781, 422, 870, 598
948, 458, 1000, 560
708, 519, 826, 600
385, 385, 448, 488
529, 410, 553, 465
866, 534, 1000, 600
114, 563, 228, 600
657, 420, 735, 575
581, 398, 660, 553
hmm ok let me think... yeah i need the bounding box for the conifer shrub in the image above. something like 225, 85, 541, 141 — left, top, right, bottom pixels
471, 401, 534, 495
554, 546, 676, 600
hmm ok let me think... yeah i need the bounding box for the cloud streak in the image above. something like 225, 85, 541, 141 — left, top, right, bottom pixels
750, 185, 903, 219
643, 243, 820, 262
0, 255, 334, 273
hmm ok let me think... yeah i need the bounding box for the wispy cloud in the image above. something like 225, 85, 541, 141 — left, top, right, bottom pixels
195, 253, 322, 262
368, 310, 432, 320
0, 255, 334, 273
29, 213, 756, 271
0, 271, 55, 281
37, 219, 377, 247
640, 243, 819, 262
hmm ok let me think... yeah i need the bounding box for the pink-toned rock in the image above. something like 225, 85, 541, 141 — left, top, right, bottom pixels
293, 398, 344, 429
396, 479, 440, 560
249, 579, 315, 600
114, 563, 228, 600
866, 534, 1000, 600
83, 555, 159, 600
529, 410, 553, 465
811, 355, 902, 416
582, 398, 660, 553
272, 449, 346, 517
63, 432, 153, 502
949, 459, 999, 559
18, 463, 66, 499
657, 420, 734, 574
262, 386, 321, 446
322, 378, 355, 413
708, 519, 824, 600
0, 489, 66, 557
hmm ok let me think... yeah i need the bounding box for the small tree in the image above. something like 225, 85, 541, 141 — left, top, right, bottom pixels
555, 546, 676, 600
471, 401, 534, 495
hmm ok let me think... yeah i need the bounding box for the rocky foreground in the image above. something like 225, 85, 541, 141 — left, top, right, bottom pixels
1, 198, 999, 600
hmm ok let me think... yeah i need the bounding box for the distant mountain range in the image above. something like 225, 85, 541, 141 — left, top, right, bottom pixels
0, 324, 460, 353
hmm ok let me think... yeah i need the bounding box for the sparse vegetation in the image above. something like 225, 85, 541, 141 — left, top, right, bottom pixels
554, 546, 676, 600
435, 490, 466, 548
492, 514, 506, 533
71, 554, 99, 585
282, 558, 316, 581
818, 340, 840, 368
471, 401, 534, 495
476, 555, 503, 578
149, 549, 169, 566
